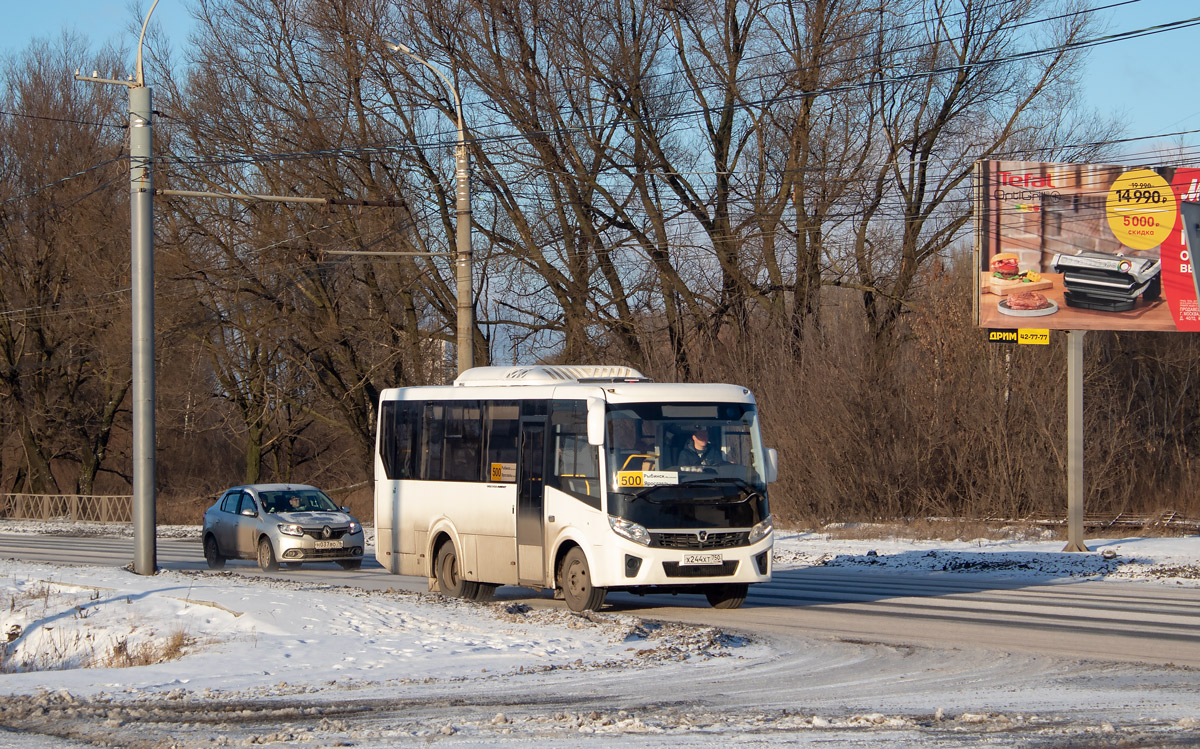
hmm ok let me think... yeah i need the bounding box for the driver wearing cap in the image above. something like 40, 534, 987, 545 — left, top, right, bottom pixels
678, 425, 722, 467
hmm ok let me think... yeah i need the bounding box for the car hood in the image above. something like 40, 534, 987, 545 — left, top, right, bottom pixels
272, 511, 356, 526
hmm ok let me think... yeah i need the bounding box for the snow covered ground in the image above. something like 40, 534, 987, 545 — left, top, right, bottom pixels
0, 520, 1198, 746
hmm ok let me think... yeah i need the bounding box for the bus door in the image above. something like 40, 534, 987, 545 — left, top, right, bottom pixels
517, 419, 546, 585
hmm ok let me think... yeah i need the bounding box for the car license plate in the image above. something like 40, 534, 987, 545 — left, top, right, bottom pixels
314, 540, 342, 550
681, 552, 723, 566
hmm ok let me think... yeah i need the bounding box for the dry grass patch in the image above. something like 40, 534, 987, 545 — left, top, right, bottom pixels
819, 518, 1051, 543
3, 580, 195, 673
102, 628, 191, 668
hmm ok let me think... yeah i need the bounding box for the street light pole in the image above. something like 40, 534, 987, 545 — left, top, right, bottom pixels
77, 0, 159, 575
383, 39, 474, 375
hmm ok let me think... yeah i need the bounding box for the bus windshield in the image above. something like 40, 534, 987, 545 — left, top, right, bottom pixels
604, 402, 767, 496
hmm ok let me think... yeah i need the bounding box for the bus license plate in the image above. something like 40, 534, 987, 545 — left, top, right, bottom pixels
315, 540, 342, 550
682, 553, 722, 566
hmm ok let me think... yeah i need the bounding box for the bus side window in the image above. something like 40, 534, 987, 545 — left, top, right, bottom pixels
443, 401, 482, 482
421, 403, 444, 481
485, 402, 520, 482
548, 400, 599, 502
396, 401, 420, 478
379, 401, 419, 480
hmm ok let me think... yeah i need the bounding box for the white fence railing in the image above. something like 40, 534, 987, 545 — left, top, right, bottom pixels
0, 494, 134, 523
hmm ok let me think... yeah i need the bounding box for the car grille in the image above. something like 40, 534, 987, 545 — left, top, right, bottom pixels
302, 527, 350, 540
650, 531, 748, 550
288, 546, 362, 559
662, 560, 740, 578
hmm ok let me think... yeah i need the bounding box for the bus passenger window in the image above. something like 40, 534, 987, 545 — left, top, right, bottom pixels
485, 402, 520, 482
420, 403, 444, 480
443, 401, 482, 482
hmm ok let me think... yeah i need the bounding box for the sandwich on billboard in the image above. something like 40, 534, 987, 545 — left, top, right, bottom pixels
974, 159, 1200, 332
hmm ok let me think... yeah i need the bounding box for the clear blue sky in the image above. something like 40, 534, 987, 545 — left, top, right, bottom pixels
3, 0, 1197, 155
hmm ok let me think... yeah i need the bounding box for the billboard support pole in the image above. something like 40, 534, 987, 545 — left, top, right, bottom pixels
1064, 330, 1089, 552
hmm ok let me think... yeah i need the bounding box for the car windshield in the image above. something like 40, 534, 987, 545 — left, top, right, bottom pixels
604, 402, 767, 495
260, 489, 339, 514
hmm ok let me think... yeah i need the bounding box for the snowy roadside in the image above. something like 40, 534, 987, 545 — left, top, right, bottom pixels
770, 528, 1200, 586
0, 560, 750, 697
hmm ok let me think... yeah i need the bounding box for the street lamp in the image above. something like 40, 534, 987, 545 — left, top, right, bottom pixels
384, 38, 474, 375
76, 0, 160, 574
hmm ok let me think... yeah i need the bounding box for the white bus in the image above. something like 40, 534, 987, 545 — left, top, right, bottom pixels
373, 365, 777, 611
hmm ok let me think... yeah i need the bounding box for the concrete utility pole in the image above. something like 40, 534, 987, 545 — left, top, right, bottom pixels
77, 0, 160, 575
383, 38, 474, 374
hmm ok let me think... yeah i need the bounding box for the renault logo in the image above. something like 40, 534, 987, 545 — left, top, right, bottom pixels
322, 525, 333, 539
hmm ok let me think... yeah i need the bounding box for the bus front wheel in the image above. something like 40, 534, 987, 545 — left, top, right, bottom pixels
704, 583, 748, 609
435, 541, 480, 600
559, 547, 607, 612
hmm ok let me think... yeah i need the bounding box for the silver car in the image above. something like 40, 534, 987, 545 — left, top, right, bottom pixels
201, 484, 365, 571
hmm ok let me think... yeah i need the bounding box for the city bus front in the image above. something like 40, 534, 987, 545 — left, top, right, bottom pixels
597, 397, 776, 603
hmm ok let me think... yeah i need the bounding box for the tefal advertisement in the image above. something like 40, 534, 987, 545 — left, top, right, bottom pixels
975, 159, 1200, 332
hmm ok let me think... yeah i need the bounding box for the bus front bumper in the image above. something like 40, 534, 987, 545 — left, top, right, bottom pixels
592, 532, 772, 589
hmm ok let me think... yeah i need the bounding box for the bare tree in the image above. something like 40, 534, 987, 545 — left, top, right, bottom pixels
0, 35, 131, 494
155, 0, 449, 473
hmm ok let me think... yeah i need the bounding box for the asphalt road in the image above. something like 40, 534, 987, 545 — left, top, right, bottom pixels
2, 532, 1198, 668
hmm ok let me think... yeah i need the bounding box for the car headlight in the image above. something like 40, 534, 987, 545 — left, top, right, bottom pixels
608, 516, 651, 546
277, 523, 304, 537
348, 521, 361, 535
748, 517, 773, 544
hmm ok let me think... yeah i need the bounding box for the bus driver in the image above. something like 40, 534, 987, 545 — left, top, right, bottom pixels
677, 426, 723, 467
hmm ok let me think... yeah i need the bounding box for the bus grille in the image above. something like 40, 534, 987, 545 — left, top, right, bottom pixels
651, 531, 748, 550
662, 561, 740, 578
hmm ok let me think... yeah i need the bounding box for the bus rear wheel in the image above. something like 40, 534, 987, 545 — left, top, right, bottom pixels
704, 583, 748, 609
435, 541, 480, 600
560, 547, 606, 612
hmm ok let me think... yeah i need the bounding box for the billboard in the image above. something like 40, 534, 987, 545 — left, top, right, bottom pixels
974, 159, 1200, 332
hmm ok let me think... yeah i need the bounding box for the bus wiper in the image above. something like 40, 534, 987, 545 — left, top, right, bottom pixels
679, 478, 760, 499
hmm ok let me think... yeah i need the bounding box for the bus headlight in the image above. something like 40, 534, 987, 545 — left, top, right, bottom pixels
277, 523, 304, 537
748, 517, 773, 544
608, 516, 651, 546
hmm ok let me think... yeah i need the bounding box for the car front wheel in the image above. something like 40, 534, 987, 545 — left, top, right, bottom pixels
203, 536, 225, 570
257, 538, 279, 572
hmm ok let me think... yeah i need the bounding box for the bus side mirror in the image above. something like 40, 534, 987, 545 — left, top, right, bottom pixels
586, 398, 605, 446
764, 448, 778, 483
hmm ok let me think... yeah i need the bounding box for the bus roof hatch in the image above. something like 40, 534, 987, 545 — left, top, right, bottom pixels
453, 365, 649, 386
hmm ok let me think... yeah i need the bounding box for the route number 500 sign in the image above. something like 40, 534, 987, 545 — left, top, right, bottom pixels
1105, 168, 1176, 250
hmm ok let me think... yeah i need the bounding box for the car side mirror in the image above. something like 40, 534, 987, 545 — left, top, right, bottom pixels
240, 508, 257, 517
341, 506, 350, 513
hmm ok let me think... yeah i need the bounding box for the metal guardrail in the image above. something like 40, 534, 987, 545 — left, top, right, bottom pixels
0, 494, 134, 523
1019, 510, 1199, 532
